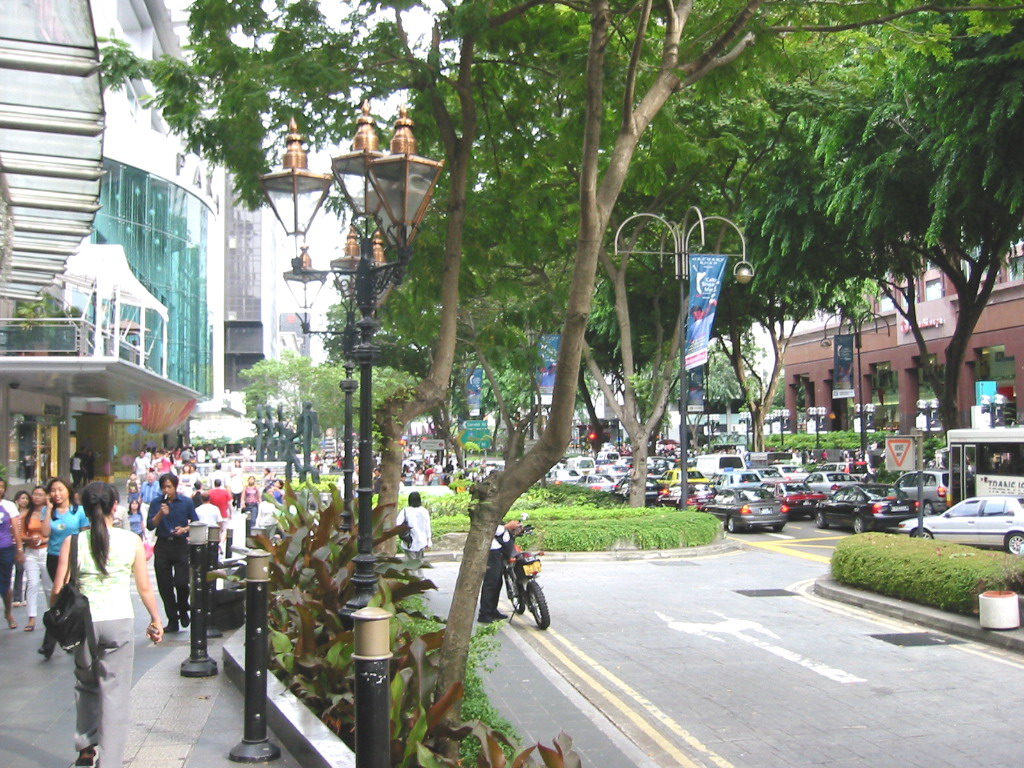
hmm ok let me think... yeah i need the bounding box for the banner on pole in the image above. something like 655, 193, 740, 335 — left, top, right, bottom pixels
832, 333, 855, 399
465, 367, 484, 415
537, 334, 560, 395
684, 255, 728, 370
687, 366, 705, 413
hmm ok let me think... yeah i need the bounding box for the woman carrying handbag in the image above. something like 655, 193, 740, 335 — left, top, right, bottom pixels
51, 482, 164, 768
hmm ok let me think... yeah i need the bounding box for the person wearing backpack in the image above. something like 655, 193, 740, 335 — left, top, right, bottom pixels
51, 482, 163, 768
396, 491, 432, 561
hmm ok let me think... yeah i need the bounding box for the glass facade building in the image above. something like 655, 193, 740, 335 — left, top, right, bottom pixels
93, 159, 211, 395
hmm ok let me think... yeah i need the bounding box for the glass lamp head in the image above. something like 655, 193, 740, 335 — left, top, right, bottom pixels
260, 119, 333, 237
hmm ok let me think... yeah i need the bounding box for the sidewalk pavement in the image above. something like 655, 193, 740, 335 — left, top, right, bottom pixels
1, 601, 302, 768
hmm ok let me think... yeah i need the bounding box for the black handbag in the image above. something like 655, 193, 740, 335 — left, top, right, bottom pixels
43, 534, 91, 652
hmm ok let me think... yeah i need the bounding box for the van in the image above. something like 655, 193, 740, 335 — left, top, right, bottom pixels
565, 456, 596, 474
693, 453, 746, 477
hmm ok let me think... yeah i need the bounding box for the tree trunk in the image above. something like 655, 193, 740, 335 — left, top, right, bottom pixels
628, 436, 650, 506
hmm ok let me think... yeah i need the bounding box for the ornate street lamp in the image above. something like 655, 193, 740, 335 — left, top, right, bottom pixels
613, 210, 753, 509
260, 119, 333, 238
263, 106, 443, 620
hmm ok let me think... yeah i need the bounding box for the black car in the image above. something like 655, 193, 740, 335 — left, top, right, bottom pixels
814, 484, 916, 533
699, 486, 788, 533
613, 477, 660, 506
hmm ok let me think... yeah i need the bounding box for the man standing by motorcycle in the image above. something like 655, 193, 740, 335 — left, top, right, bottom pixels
478, 519, 522, 624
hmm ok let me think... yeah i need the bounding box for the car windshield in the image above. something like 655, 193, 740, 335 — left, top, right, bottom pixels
863, 485, 904, 500
736, 488, 773, 502
826, 473, 851, 481
780, 482, 812, 493
758, 468, 782, 477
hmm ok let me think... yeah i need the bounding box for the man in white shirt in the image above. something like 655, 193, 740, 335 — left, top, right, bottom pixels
133, 450, 151, 478
194, 490, 224, 542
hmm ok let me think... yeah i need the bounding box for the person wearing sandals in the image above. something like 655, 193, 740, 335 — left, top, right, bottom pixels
40, 477, 89, 659
52, 482, 163, 768
21, 485, 50, 632
0, 478, 25, 628
10, 490, 30, 608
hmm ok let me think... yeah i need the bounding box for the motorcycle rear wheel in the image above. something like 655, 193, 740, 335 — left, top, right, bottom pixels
526, 580, 550, 630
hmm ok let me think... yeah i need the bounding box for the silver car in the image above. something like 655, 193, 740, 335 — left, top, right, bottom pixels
803, 471, 859, 494
896, 496, 1024, 554
893, 470, 950, 514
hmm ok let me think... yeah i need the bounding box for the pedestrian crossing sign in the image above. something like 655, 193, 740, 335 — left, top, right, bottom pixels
885, 436, 918, 471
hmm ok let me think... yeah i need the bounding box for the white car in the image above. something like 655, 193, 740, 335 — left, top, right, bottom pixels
803, 471, 860, 494
897, 496, 1024, 554
546, 468, 581, 484
751, 466, 784, 481
576, 474, 617, 492
773, 464, 809, 482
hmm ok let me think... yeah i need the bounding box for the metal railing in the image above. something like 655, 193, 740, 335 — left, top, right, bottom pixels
0, 317, 150, 368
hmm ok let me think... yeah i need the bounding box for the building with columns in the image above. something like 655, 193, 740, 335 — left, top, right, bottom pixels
782, 255, 1024, 435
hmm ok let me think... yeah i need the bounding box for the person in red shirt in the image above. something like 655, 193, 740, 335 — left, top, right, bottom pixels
208, 479, 233, 521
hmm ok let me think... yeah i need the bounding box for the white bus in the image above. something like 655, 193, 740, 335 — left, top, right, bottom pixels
947, 428, 1024, 504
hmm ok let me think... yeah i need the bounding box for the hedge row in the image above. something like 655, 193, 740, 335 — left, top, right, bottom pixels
419, 484, 623, 517
435, 508, 719, 551
831, 533, 1024, 615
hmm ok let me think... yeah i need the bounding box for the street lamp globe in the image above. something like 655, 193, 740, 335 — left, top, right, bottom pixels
259, 119, 333, 238
367, 107, 445, 250
733, 260, 754, 285
331, 102, 385, 220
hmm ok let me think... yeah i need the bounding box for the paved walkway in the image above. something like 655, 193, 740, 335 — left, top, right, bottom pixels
0, 595, 301, 768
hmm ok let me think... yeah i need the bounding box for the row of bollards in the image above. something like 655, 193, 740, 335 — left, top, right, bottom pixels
178, 521, 393, 765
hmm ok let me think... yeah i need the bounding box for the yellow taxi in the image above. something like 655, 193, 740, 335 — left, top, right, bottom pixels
656, 467, 708, 488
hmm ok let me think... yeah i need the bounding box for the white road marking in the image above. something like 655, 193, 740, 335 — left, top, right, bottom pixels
656, 612, 866, 685
766, 532, 794, 539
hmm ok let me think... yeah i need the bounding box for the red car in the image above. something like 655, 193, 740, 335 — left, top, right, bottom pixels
761, 481, 827, 520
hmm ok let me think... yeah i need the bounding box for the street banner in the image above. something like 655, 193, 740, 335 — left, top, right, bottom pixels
684, 255, 728, 370
537, 334, 560, 395
466, 367, 484, 414
687, 366, 705, 413
832, 333, 855, 399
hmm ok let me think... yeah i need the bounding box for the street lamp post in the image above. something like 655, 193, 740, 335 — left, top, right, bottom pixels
267, 105, 443, 618
613, 210, 754, 510
917, 398, 938, 433
808, 406, 826, 452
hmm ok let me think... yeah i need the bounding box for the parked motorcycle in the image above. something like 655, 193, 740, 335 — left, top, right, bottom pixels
502, 520, 550, 630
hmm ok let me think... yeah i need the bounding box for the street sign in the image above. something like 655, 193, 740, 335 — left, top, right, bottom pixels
885, 436, 919, 472
460, 419, 492, 449
420, 439, 445, 451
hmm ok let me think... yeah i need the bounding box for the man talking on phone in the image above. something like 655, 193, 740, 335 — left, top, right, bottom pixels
146, 473, 198, 633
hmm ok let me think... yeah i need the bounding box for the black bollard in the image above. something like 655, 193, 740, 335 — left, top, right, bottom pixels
353, 607, 392, 768
229, 550, 281, 763
181, 522, 218, 678
207, 523, 223, 639
226, 523, 234, 557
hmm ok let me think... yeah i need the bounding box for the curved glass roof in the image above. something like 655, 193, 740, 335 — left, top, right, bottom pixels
0, 0, 104, 299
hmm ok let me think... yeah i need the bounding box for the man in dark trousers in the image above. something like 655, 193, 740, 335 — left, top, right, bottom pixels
147, 473, 198, 633
477, 520, 521, 623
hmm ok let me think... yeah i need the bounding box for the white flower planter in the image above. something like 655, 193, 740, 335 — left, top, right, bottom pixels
979, 591, 1021, 630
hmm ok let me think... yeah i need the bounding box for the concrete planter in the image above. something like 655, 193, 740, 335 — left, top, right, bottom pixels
979, 591, 1021, 630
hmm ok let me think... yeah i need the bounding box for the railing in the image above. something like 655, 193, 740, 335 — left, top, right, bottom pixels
0, 318, 152, 369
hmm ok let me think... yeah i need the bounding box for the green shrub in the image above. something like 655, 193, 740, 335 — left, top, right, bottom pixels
514, 484, 623, 509
434, 507, 719, 550
831, 533, 1024, 615
423, 493, 473, 517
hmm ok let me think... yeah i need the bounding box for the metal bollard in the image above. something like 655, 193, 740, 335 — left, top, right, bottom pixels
353, 607, 392, 768
226, 524, 235, 557
229, 550, 281, 763
181, 522, 218, 678
207, 524, 223, 639
247, 525, 265, 550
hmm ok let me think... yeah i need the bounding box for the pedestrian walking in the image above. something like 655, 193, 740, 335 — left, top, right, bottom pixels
126, 499, 144, 537
20, 485, 50, 632
21, 452, 36, 484
139, 470, 160, 506
396, 491, 432, 561
0, 479, 25, 628
10, 490, 30, 607
71, 449, 86, 487
146, 473, 197, 633
53, 481, 163, 768
40, 477, 89, 659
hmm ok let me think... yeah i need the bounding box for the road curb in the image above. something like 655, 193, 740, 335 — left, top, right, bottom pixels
425, 534, 739, 563
813, 576, 1024, 654
222, 635, 356, 768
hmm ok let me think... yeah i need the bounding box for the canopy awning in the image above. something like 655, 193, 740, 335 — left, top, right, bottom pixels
0, 0, 104, 299
64, 244, 169, 321
0, 357, 198, 401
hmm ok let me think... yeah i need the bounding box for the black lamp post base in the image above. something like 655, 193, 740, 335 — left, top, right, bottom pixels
180, 656, 218, 678
229, 738, 282, 763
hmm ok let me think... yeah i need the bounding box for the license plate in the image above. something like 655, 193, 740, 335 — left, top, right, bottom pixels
523, 561, 542, 575
758, 509, 773, 515
890, 505, 909, 513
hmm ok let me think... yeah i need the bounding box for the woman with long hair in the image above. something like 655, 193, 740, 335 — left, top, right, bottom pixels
0, 478, 24, 628
40, 477, 88, 659
125, 499, 144, 537
9, 489, 30, 608
20, 485, 50, 631
52, 481, 163, 768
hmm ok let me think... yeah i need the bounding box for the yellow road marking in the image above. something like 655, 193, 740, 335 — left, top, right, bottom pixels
786, 544, 842, 550
744, 540, 832, 564
779, 536, 845, 543
523, 626, 734, 768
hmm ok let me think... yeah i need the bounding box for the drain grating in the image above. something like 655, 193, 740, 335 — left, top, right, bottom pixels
870, 632, 963, 647
735, 588, 797, 597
